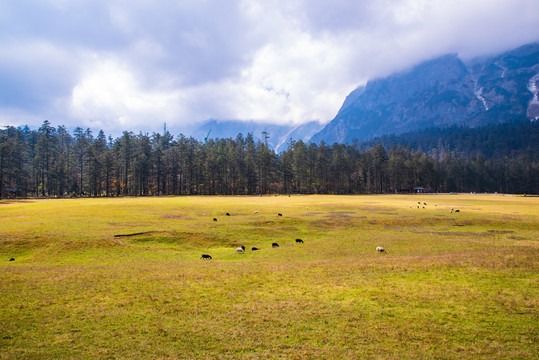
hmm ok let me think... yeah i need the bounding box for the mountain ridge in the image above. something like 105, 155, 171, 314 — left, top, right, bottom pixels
310, 41, 539, 145
191, 119, 323, 152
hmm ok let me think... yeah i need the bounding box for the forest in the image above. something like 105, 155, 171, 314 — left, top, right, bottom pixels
355, 119, 539, 161
1, 119, 538, 198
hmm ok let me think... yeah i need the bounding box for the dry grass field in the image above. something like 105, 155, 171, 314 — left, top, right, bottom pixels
0, 194, 537, 359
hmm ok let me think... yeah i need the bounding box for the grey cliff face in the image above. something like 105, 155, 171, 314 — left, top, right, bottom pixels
312, 42, 539, 145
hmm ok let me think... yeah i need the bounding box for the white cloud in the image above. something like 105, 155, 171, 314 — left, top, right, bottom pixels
0, 0, 538, 134
70, 57, 184, 132
228, 32, 357, 124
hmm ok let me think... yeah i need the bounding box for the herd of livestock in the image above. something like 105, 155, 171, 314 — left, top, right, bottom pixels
200, 211, 389, 260
200, 201, 462, 260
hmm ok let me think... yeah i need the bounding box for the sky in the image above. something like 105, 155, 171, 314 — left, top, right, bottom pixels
1, 0, 538, 136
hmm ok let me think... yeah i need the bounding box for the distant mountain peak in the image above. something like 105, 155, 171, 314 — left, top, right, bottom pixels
311, 41, 539, 145
192, 119, 323, 152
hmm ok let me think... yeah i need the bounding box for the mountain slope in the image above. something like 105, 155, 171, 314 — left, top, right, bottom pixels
355, 119, 539, 161
192, 120, 323, 152
311, 42, 539, 145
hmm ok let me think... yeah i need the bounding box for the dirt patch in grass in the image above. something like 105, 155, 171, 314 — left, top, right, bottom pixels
107, 222, 154, 227
250, 220, 277, 226
359, 206, 399, 213
0, 237, 35, 248
161, 214, 195, 220
507, 235, 528, 241
311, 219, 356, 228
324, 213, 368, 221
412, 230, 499, 237
114, 231, 161, 237
487, 230, 515, 234
452, 221, 474, 227
433, 231, 493, 237
273, 226, 300, 232
326, 213, 353, 219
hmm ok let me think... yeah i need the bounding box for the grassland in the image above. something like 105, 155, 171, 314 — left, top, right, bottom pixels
0, 194, 537, 359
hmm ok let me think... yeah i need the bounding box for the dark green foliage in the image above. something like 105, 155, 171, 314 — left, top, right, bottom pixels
356, 119, 539, 161
1, 120, 538, 197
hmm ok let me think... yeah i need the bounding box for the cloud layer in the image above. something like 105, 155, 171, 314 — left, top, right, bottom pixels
1, 0, 538, 135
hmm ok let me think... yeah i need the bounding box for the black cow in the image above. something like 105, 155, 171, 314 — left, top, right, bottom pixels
277, 213, 283, 217
226, 213, 231, 216
252, 247, 260, 251
201, 254, 212, 260
213, 218, 217, 222
9, 258, 15, 261
272, 243, 279, 248
295, 239, 304, 243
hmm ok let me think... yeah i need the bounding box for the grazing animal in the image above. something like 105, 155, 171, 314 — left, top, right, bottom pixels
254, 211, 258, 214
418, 202, 421, 204
423, 202, 427, 205
236, 246, 245, 253
9, 258, 15, 261
295, 239, 304, 243
226, 213, 231, 216
200, 254, 212, 260
277, 213, 283, 217
376, 247, 387, 253
455, 209, 460, 213
252, 247, 260, 251
272, 242, 279, 248
213, 218, 217, 222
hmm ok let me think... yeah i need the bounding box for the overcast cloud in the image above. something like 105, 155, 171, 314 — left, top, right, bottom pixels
0, 0, 538, 136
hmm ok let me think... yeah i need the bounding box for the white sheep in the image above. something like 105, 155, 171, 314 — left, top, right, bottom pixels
376, 246, 387, 253
236, 245, 245, 253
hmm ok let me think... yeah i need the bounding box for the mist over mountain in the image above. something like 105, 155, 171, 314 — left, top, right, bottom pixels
310, 42, 539, 145
192, 120, 323, 152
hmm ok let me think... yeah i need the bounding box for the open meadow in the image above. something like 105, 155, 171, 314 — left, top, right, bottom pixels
0, 194, 537, 359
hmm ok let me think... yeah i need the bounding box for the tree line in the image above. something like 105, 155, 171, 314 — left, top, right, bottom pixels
1, 120, 538, 198
356, 119, 539, 161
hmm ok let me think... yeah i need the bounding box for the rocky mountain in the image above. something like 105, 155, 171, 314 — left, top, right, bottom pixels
311, 42, 539, 145
192, 120, 323, 152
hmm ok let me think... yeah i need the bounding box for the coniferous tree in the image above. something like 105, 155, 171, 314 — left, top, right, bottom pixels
36, 120, 57, 196
1, 120, 538, 197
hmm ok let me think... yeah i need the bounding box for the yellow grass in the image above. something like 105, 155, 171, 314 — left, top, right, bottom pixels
0, 194, 537, 359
